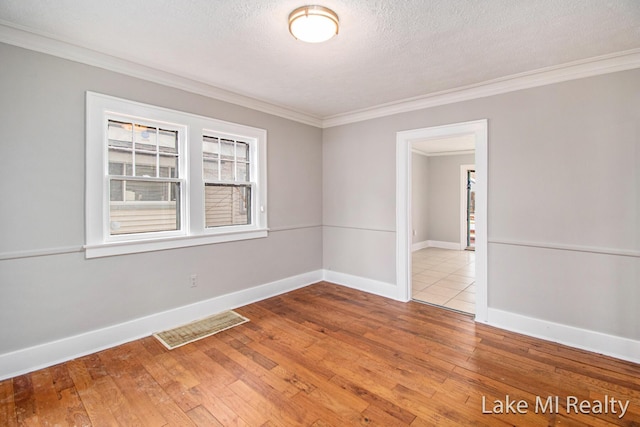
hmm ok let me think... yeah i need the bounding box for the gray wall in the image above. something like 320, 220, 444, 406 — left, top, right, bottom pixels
1, 40, 638, 358
427, 153, 475, 244
412, 152, 475, 246
323, 119, 396, 283
323, 69, 640, 340
411, 153, 429, 244
0, 43, 323, 353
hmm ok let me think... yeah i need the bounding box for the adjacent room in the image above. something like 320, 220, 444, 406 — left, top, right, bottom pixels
1, 1, 639, 425
411, 135, 477, 313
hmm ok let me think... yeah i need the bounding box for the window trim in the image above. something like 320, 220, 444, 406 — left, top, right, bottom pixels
85, 92, 268, 258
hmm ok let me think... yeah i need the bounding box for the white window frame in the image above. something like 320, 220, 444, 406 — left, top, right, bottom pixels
85, 92, 268, 258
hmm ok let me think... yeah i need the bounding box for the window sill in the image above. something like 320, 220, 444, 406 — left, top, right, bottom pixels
84, 229, 268, 259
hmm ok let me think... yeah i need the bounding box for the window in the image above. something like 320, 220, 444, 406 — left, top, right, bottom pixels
203, 135, 252, 228
107, 119, 183, 236
85, 92, 267, 258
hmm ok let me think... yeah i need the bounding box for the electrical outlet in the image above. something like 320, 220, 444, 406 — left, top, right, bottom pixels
413, 229, 417, 236
190, 274, 198, 288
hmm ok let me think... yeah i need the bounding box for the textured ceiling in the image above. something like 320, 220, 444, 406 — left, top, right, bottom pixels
1, 0, 639, 119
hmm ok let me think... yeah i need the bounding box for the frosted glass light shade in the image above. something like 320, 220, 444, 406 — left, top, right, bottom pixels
289, 5, 339, 43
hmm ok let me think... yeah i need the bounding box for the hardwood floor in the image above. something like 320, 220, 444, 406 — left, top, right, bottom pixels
1, 282, 639, 426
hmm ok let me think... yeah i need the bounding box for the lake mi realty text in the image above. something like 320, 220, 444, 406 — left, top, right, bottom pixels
482, 395, 630, 419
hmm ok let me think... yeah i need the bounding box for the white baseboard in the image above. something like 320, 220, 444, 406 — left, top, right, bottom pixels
323, 270, 400, 301
411, 240, 430, 252
0, 270, 323, 381
5, 270, 637, 380
427, 240, 463, 250
487, 308, 640, 364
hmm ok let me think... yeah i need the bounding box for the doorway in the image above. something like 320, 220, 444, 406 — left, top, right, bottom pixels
410, 151, 475, 313
396, 120, 487, 322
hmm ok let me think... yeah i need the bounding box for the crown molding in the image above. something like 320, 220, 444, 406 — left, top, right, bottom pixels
0, 21, 323, 128
322, 48, 640, 128
2, 21, 638, 130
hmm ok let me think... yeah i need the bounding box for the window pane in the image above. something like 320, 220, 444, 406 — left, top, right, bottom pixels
203, 136, 219, 156
108, 121, 132, 173
108, 120, 133, 149
109, 162, 123, 175
204, 184, 251, 227
203, 157, 219, 180
109, 150, 131, 175
109, 179, 123, 201
236, 142, 249, 161
126, 180, 172, 201
109, 180, 180, 235
159, 166, 177, 179
220, 160, 234, 181
237, 162, 249, 182
220, 139, 234, 160
203, 136, 219, 180
159, 154, 178, 177
158, 129, 178, 154
135, 153, 157, 177
133, 124, 157, 152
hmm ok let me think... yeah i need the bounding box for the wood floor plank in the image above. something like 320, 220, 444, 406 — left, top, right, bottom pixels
50, 363, 76, 394
186, 404, 224, 427
115, 342, 197, 425
208, 333, 301, 399
212, 380, 271, 426
530, 347, 640, 389
99, 346, 169, 426
390, 382, 508, 426
289, 391, 358, 426
464, 347, 593, 398
58, 387, 93, 427
228, 378, 315, 426
91, 375, 144, 426
189, 383, 249, 427
153, 350, 201, 390
31, 368, 88, 426
243, 338, 374, 416
12, 374, 36, 426
304, 382, 367, 423
66, 358, 120, 426
236, 319, 335, 380
137, 361, 200, 414
0, 379, 18, 427
329, 374, 417, 424
2, 282, 639, 426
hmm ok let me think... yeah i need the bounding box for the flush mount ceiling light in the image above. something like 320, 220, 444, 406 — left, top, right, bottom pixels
288, 5, 339, 43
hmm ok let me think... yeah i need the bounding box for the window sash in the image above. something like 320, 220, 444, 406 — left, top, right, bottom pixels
108, 188, 181, 236
204, 183, 252, 228
203, 134, 252, 184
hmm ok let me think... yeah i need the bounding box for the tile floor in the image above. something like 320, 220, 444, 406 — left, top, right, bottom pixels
412, 247, 475, 314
